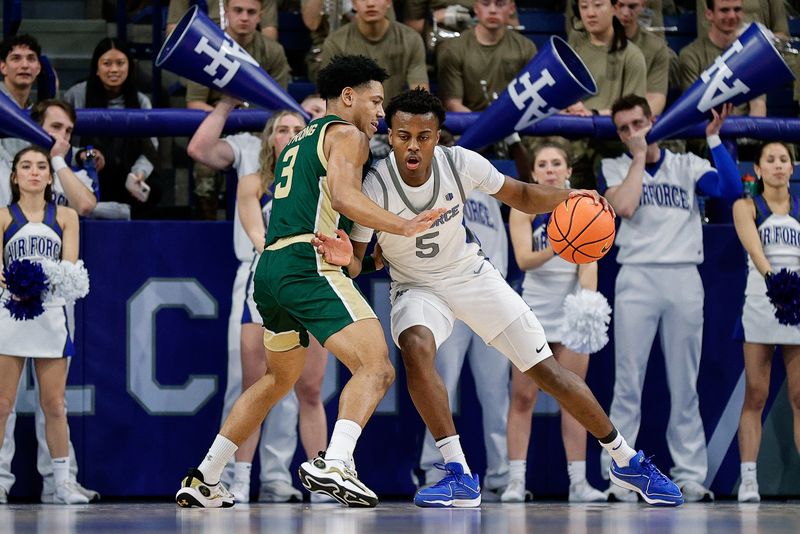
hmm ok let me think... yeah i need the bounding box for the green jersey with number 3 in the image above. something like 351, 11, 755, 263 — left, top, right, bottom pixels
266, 114, 366, 246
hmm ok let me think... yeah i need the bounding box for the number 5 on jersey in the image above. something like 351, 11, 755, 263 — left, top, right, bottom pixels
416, 231, 440, 258
274, 145, 300, 199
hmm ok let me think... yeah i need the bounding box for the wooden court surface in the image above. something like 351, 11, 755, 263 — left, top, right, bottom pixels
1, 501, 799, 533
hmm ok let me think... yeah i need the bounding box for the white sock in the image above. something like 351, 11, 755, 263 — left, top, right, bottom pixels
325, 419, 362, 463
234, 462, 252, 483
436, 435, 471, 476
199, 434, 239, 485
52, 457, 69, 487
509, 459, 526, 482
567, 461, 586, 485
741, 462, 757, 481
599, 431, 637, 468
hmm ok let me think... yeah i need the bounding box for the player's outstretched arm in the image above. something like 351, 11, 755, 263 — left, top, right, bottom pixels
493, 177, 614, 217
186, 95, 240, 171
326, 125, 446, 236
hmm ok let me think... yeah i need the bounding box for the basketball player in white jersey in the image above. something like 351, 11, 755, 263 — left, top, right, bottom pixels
314, 88, 683, 507
188, 96, 333, 503
0, 146, 87, 504
0, 100, 99, 505
503, 139, 606, 503
598, 95, 742, 502
415, 188, 511, 502
732, 141, 800, 502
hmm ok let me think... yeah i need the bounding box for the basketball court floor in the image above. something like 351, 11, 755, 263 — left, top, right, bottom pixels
1, 501, 798, 533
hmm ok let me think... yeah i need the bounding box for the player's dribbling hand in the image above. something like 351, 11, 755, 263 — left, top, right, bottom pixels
568, 190, 616, 218
312, 229, 353, 266
402, 208, 447, 237
706, 103, 732, 137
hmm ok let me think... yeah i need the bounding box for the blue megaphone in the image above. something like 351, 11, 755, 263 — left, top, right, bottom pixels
156, 6, 308, 119
647, 23, 795, 143
0, 91, 53, 149
457, 36, 597, 151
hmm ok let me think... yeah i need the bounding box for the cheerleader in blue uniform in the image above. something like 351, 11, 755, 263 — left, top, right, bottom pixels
733, 141, 800, 503
0, 146, 87, 504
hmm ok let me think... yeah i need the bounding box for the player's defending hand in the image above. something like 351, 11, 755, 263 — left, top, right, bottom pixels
706, 103, 732, 137
312, 229, 353, 266
401, 208, 447, 237
568, 190, 616, 218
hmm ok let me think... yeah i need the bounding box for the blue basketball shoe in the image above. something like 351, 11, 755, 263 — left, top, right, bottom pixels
414, 463, 481, 508
609, 451, 683, 506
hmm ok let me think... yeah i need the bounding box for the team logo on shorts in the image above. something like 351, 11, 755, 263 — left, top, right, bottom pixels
445, 193, 454, 201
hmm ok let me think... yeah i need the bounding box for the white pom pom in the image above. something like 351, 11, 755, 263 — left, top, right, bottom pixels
41, 260, 90, 302
559, 289, 612, 354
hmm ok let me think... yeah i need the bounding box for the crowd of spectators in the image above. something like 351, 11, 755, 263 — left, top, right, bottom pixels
0, 0, 797, 218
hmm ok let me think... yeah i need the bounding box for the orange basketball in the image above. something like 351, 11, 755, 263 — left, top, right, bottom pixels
546, 196, 615, 264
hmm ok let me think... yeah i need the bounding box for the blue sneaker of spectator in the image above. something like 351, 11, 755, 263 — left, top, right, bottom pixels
414, 462, 481, 508
610, 451, 683, 506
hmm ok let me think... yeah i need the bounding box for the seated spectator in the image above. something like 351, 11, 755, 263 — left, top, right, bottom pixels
319, 0, 429, 102
565, 0, 647, 189
167, 0, 279, 40
694, 0, 788, 37
567, 0, 666, 38
301, 0, 396, 82
436, 0, 536, 180
0, 34, 43, 159
405, 0, 475, 36
64, 38, 160, 219
182, 0, 291, 220
680, 0, 766, 119
301, 93, 327, 119
615, 0, 675, 115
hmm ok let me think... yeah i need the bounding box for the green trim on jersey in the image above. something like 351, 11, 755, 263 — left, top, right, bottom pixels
266, 114, 354, 247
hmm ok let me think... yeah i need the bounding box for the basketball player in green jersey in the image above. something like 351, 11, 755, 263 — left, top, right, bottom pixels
175, 55, 445, 509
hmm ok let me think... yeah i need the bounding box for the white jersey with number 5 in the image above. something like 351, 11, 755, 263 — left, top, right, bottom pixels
350, 146, 505, 285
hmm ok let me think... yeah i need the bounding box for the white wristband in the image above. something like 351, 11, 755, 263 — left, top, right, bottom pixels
706, 134, 722, 149
504, 132, 522, 145
51, 156, 68, 173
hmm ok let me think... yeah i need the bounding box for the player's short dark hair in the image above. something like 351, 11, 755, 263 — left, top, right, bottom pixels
705, 0, 714, 10
611, 94, 652, 122
317, 55, 389, 100
31, 99, 76, 126
384, 87, 447, 129
0, 34, 41, 62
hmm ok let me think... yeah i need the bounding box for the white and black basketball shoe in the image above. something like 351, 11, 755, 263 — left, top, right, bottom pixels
298, 454, 378, 508
175, 468, 235, 508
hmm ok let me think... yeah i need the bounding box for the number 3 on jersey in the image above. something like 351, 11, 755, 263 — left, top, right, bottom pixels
274, 145, 300, 199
